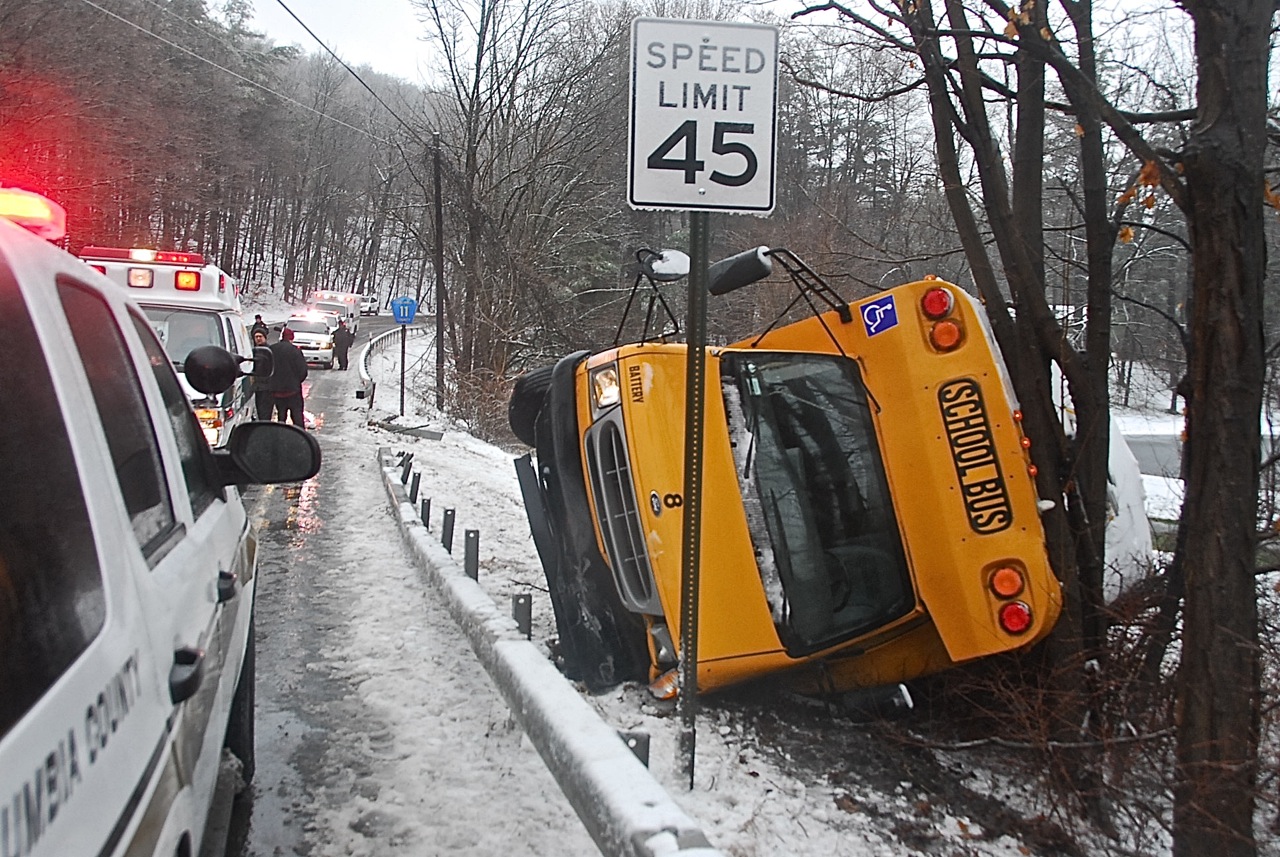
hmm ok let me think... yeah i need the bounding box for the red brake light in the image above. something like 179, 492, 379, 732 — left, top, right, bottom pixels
921, 287, 954, 319
998, 601, 1033, 634
0, 187, 66, 241
174, 271, 200, 291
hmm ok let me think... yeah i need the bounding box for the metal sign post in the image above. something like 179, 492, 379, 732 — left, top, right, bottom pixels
628, 16, 778, 789
389, 297, 418, 417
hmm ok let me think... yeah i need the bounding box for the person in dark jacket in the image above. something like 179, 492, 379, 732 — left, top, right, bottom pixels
268, 327, 309, 427
250, 314, 269, 338
332, 320, 356, 370
250, 329, 274, 419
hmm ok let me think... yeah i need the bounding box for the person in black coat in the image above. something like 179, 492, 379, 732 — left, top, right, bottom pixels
250, 329, 275, 419
250, 314, 269, 338
268, 327, 309, 427
332, 320, 356, 370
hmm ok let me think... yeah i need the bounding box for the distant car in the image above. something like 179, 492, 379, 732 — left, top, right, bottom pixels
285, 313, 336, 368
0, 188, 322, 857
360, 294, 379, 315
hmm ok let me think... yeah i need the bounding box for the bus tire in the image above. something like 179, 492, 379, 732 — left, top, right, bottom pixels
509, 366, 553, 447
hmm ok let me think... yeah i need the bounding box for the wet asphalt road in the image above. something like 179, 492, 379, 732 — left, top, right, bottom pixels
223, 322, 598, 856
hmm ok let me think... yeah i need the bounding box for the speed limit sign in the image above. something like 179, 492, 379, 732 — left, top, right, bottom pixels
629, 18, 778, 213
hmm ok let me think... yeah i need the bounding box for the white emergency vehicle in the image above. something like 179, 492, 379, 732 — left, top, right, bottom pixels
285, 312, 337, 368
0, 187, 321, 857
78, 246, 253, 446
307, 289, 359, 333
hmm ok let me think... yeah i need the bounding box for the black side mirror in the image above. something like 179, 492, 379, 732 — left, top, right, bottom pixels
184, 345, 242, 394
708, 246, 773, 295
250, 345, 274, 378
215, 421, 322, 484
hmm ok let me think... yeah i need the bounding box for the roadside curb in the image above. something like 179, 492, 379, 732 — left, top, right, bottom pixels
378, 449, 723, 857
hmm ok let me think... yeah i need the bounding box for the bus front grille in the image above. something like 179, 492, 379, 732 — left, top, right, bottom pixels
584, 416, 662, 614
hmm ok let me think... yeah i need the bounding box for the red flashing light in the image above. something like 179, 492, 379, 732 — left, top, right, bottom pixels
89, 264, 106, 275
921, 287, 954, 319
0, 187, 66, 241
998, 602, 1033, 634
174, 271, 200, 291
79, 246, 206, 266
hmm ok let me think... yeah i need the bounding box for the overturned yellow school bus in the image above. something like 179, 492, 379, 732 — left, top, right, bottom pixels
511, 247, 1061, 695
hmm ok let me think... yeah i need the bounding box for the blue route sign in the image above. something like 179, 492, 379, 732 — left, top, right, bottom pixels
390, 296, 418, 325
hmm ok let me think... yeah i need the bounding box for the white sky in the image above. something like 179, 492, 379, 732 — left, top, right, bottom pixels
248, 0, 431, 84
240, 296, 1187, 854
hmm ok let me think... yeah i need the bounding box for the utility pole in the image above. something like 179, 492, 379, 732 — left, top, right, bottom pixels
434, 132, 445, 412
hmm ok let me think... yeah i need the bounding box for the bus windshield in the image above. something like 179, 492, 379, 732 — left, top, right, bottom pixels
721, 352, 913, 654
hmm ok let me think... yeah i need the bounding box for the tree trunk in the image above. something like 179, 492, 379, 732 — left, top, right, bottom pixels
1173, 3, 1269, 855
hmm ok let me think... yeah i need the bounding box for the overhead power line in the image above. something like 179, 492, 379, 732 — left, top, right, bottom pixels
74, 0, 396, 144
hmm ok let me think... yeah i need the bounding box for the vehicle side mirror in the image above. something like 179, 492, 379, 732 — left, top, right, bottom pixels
184, 345, 243, 394
638, 248, 690, 283
214, 421, 322, 485
709, 246, 772, 296
249, 345, 274, 378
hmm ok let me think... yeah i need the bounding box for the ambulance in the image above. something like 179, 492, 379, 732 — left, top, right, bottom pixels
78, 247, 253, 446
307, 289, 359, 334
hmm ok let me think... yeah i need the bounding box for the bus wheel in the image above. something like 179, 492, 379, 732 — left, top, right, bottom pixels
509, 366, 553, 446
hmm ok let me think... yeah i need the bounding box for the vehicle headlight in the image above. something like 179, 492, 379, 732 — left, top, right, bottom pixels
591, 364, 621, 409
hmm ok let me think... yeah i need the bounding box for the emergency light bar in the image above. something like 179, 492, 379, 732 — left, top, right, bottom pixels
0, 187, 67, 241
79, 246, 206, 266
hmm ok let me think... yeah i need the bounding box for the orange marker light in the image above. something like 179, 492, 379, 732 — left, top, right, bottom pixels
175, 271, 200, 291
990, 566, 1025, 598
929, 320, 963, 351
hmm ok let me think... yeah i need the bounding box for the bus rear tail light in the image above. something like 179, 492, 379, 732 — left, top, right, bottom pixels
990, 566, 1025, 598
998, 602, 1033, 634
175, 271, 200, 291
929, 320, 963, 351
921, 286, 954, 319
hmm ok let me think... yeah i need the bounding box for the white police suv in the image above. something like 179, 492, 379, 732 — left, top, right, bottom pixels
0, 187, 321, 857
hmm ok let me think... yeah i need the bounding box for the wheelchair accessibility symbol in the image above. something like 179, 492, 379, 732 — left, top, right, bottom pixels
860, 295, 898, 337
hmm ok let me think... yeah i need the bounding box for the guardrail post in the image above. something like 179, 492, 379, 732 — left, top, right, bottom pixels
421, 498, 431, 528
464, 530, 479, 579
618, 731, 650, 767
409, 472, 421, 505
442, 509, 456, 553
400, 453, 414, 483
512, 594, 532, 639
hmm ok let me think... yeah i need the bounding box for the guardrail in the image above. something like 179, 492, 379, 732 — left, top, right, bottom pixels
380, 449, 723, 857
356, 324, 430, 408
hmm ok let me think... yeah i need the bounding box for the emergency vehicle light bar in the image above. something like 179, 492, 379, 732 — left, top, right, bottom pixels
80, 246, 206, 266
0, 187, 66, 241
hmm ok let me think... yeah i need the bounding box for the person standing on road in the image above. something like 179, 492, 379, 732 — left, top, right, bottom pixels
269, 327, 309, 427
251, 329, 275, 419
250, 314, 269, 338
332, 319, 355, 370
